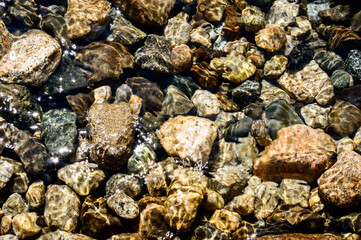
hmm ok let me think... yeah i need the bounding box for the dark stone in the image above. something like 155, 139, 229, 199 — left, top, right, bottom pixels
287, 44, 314, 72
320, 5, 350, 25
8, 0, 40, 27
336, 85, 361, 108
330, 69, 351, 89
314, 50, 345, 74
105, 173, 143, 199
244, 102, 263, 119
232, 80, 261, 106
193, 223, 231, 240
162, 75, 201, 99
66, 92, 94, 125
224, 117, 254, 142
161, 85, 195, 116
345, 49, 361, 79
40, 14, 71, 49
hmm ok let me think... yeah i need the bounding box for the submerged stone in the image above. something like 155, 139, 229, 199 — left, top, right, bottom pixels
161, 85, 195, 116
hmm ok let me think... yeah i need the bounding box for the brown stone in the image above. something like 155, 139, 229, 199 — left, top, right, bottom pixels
198, 0, 228, 22
0, 20, 12, 59
191, 61, 219, 89
171, 44, 194, 74
12, 212, 41, 239
209, 209, 242, 232
221, 4, 242, 40
255, 233, 342, 240
255, 25, 286, 53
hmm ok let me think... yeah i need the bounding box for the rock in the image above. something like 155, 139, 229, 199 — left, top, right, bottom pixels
0, 20, 12, 59
93, 85, 112, 103
191, 90, 220, 117
210, 54, 256, 84
171, 44, 194, 74
108, 233, 144, 240
215, 93, 239, 112
0, 235, 18, 240
313, 50, 345, 74
164, 75, 201, 99
107, 191, 139, 219
255, 233, 342, 240
224, 117, 253, 142
264, 55, 288, 79
64, 0, 110, 40
157, 116, 218, 165
308, 187, 324, 213
232, 80, 261, 106
202, 188, 225, 211
267, 0, 299, 27
2, 193, 28, 217
336, 137, 355, 154
164, 15, 192, 46
221, 3, 242, 40
190, 23, 214, 48
253, 124, 336, 183
80, 195, 122, 238
245, 47, 265, 69
351, 10, 361, 34
251, 119, 272, 147
331, 70, 352, 89
25, 181, 45, 210
223, 38, 250, 55
260, 80, 294, 106
114, 84, 132, 103
127, 143, 157, 175
280, 179, 310, 208
300, 103, 331, 129
197, 0, 227, 22
307, 2, 331, 24
277, 60, 334, 106
318, 151, 361, 208
107, 9, 146, 45
105, 173, 142, 199
193, 223, 232, 240
0, 160, 13, 191
40, 13, 71, 49
320, 5, 350, 25
328, 101, 361, 138
209, 209, 242, 232
88, 102, 135, 170
255, 25, 286, 53
8, 0, 40, 27
44, 185, 80, 232
111, 0, 175, 27
161, 85, 195, 116
75, 41, 134, 83
286, 44, 314, 72
354, 127, 361, 153
241, 6, 265, 32
345, 49, 361, 80
0, 30, 62, 87
0, 215, 12, 235
146, 165, 167, 197
12, 212, 41, 239
37, 229, 95, 240
1, 157, 29, 194
254, 181, 280, 219
190, 61, 219, 89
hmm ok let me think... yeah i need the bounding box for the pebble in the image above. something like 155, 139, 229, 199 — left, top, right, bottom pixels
241, 6, 265, 32
202, 188, 224, 211
313, 50, 345, 73
191, 90, 220, 117
331, 69, 352, 89
320, 5, 350, 25
12, 212, 41, 239
198, 0, 227, 22
107, 191, 139, 219
146, 165, 167, 197
336, 137, 355, 154
209, 209, 242, 232
267, 0, 299, 27
25, 181, 45, 210
254, 181, 280, 219
2, 193, 28, 217
0, 216, 12, 236
224, 117, 253, 142
300, 103, 331, 129
345, 49, 361, 80
308, 187, 324, 213
0, 20, 12, 59
232, 80, 261, 106
280, 179, 310, 208
108, 233, 144, 240
164, 15, 192, 46
161, 85, 195, 116
190, 61, 219, 89
105, 173, 142, 199
1, 157, 29, 194
255, 234, 342, 240
171, 44, 194, 74
351, 11, 361, 34
127, 143, 157, 175
255, 25, 286, 53
260, 80, 294, 105
8, 0, 39, 27
0, 160, 13, 191
215, 93, 239, 112
354, 127, 361, 153
264, 55, 288, 79
37, 229, 95, 240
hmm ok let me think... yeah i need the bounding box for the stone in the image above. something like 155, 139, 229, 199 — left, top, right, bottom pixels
0, 235, 18, 240
209, 209, 242, 232
107, 191, 139, 219
267, 0, 299, 27
41, 109, 77, 159
111, 0, 175, 27
105, 173, 142, 199
254, 181, 280, 219
190, 23, 213, 48
354, 127, 361, 153
320, 5, 351, 25
255, 234, 342, 240
232, 80, 261, 106
307, 2, 331, 24
80, 195, 122, 238
313, 50, 345, 74
171, 44, 194, 74
12, 212, 41, 239
126, 77, 163, 112
224, 117, 253, 142
280, 179, 310, 208
40, 13, 72, 49
164, 15, 192, 46
300, 103, 331, 129
351, 11, 361, 34
146, 165, 167, 197
127, 143, 157, 175
64, 0, 110, 40
346, 49, 361, 79
202, 188, 225, 211
2, 193, 28, 217
157, 116, 218, 165
107, 9, 146, 45
245, 47, 265, 69
191, 90, 220, 117
308, 187, 324, 213
255, 25, 286, 53
93, 86, 112, 103
75, 41, 134, 83
25, 181, 45, 210
44, 185, 80, 232
58, 161, 105, 196
0, 30, 62, 87
8, 0, 40, 27
88, 102, 135, 170
0, 160, 13, 190
197, 0, 227, 22
190, 61, 219, 89
318, 151, 361, 208
277, 60, 334, 106
0, 215, 12, 235
193, 223, 232, 240
260, 80, 294, 106
328, 101, 361, 138
331, 70, 352, 89
108, 233, 144, 240
114, 84, 132, 103
264, 55, 288, 79
0, 20, 12, 59
164, 75, 201, 99
221, 4, 242, 40
161, 85, 195, 116
1, 157, 29, 194
210, 54, 256, 84
37, 229, 95, 240
215, 93, 239, 112
66, 92, 94, 125
253, 124, 336, 183
251, 119, 272, 147
241, 6, 265, 32
336, 137, 355, 154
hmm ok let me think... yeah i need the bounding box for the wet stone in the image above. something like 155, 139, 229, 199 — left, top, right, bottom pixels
40, 13, 71, 49
105, 173, 142, 199
255, 233, 342, 240
114, 84, 132, 103
351, 11, 361, 34
44, 185, 80, 232
0, 160, 13, 191
107, 191, 139, 219
336, 137, 355, 154
191, 90, 220, 117
0, 30, 62, 87
331, 70, 352, 89
1, 157, 29, 194
215, 93, 239, 112
232, 80, 261, 106
25, 181, 45, 210
345, 49, 361, 80
354, 127, 361, 153
197, 0, 227, 22
280, 179, 310, 208
313, 50, 345, 74
0, 215, 12, 236
241, 6, 265, 32
109, 233, 144, 240
308, 187, 324, 213
0, 235, 18, 240
2, 193, 28, 217
264, 55, 288, 79
193, 223, 231, 240
127, 143, 157, 175
161, 85, 195, 116
164, 75, 201, 99
164, 15, 192, 46
221, 3, 242, 40
0, 20, 12, 59
190, 61, 219, 89
300, 103, 331, 129
190, 23, 214, 48
8, 0, 40, 27
255, 25, 286, 53
202, 188, 225, 211
12, 212, 41, 239
320, 5, 350, 25
146, 164, 167, 197
254, 181, 280, 219
224, 117, 253, 142
170, 44, 194, 74
268, 0, 299, 27
209, 209, 242, 232
37, 229, 95, 240
260, 80, 294, 106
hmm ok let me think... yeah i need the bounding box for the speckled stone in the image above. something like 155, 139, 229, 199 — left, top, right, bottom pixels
254, 124, 336, 183
198, 0, 227, 22
0, 20, 12, 59
191, 90, 220, 117
264, 55, 288, 79
12, 212, 41, 239
300, 103, 331, 129
254, 181, 280, 219
346, 49, 361, 79
171, 44, 194, 74
280, 179, 310, 208
65, 0, 110, 40
107, 191, 139, 219
267, 0, 299, 27
260, 80, 294, 105
336, 137, 355, 154
255, 233, 342, 240
209, 209, 242, 232
0, 160, 13, 190
161, 85, 195, 116
157, 116, 218, 165
2, 193, 28, 217
25, 181, 45, 210
255, 25, 286, 53
232, 80, 261, 106
105, 173, 142, 199
241, 6, 265, 32
164, 15, 192, 46
44, 185, 80, 232
331, 70, 352, 89
0, 30, 62, 87
37, 230, 95, 240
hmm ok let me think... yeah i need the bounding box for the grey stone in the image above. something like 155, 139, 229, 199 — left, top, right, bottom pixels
346, 49, 361, 79
191, 90, 220, 117
161, 85, 195, 116
107, 191, 139, 219
114, 84, 132, 103
127, 143, 157, 175
105, 173, 143, 198
232, 80, 261, 105
331, 69, 352, 89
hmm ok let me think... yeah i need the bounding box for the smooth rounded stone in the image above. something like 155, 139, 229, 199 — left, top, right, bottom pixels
232, 80, 261, 105
107, 9, 146, 45
25, 181, 45, 210
0, 235, 18, 240
2, 193, 28, 217
251, 119, 272, 147
224, 117, 253, 142
255, 25, 286, 53
277, 60, 334, 106
64, 0, 110, 40
164, 15, 192, 46
191, 90, 220, 117
44, 185, 80, 232
105, 173, 142, 199
66, 92, 94, 125
308, 187, 324, 213
193, 223, 231, 240
240, 6, 265, 32
197, 0, 227, 22
111, 0, 175, 27
161, 85, 195, 116
42, 55, 88, 95
114, 84, 132, 103
127, 143, 157, 175
190, 61, 219, 89
12, 212, 41, 239
202, 188, 225, 211
267, 0, 299, 27
255, 233, 342, 240
0, 30, 61, 87
265, 99, 304, 139
8, 0, 40, 27
107, 191, 139, 220
280, 179, 310, 208
210, 54, 256, 84
328, 101, 361, 138
37, 229, 95, 240
75, 41, 134, 83
0, 160, 13, 190
0, 157, 29, 194
108, 233, 144, 240
171, 44, 194, 74
0, 20, 12, 59
209, 209, 242, 232
253, 124, 336, 183
80, 195, 122, 238
336, 137, 355, 154
318, 151, 361, 208
351, 10, 361, 34
157, 116, 217, 165
300, 103, 331, 129
215, 93, 239, 112
146, 165, 167, 197
346, 49, 361, 79
331, 70, 352, 89
260, 80, 294, 106
320, 5, 350, 25
313, 50, 345, 73
254, 181, 281, 219
263, 55, 288, 79
88, 102, 135, 170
